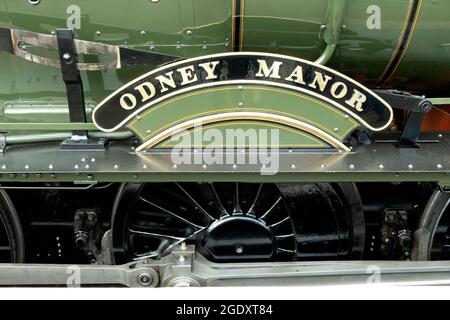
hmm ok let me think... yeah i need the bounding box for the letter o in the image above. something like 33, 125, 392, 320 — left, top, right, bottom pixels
331, 82, 348, 99
120, 93, 137, 110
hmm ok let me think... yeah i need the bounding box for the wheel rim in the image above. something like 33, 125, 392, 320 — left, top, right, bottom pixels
0, 190, 25, 263
112, 183, 364, 264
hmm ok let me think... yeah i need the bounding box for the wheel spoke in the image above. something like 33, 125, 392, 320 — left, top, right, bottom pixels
139, 196, 204, 229
233, 182, 243, 215
269, 216, 290, 229
248, 183, 263, 214
210, 183, 230, 217
129, 228, 185, 242
275, 234, 295, 240
259, 196, 282, 221
277, 247, 296, 254
175, 183, 216, 222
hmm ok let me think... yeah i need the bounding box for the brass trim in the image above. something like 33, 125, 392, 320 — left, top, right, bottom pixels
135, 111, 351, 152
377, 0, 423, 84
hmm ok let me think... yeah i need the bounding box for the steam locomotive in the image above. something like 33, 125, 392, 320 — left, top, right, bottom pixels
0, 0, 449, 287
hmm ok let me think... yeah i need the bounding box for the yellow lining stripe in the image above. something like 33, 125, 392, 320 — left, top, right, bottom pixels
378, 0, 423, 84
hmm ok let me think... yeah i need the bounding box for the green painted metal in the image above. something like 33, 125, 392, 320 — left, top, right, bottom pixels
0, 0, 449, 135
0, 0, 447, 187
128, 85, 359, 148
315, 0, 347, 65
159, 122, 329, 149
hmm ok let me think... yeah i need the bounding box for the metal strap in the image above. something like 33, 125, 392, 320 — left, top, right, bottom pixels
56, 29, 87, 138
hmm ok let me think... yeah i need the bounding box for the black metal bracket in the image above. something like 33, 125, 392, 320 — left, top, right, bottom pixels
375, 90, 433, 148
56, 29, 106, 151
0, 133, 6, 155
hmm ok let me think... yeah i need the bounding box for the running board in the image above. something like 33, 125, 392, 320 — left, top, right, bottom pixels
1, 246, 450, 287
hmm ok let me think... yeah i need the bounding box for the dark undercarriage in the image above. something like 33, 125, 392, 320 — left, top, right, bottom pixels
1, 181, 448, 267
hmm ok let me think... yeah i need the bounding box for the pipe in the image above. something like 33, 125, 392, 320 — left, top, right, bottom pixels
315, 44, 337, 65
314, 0, 347, 65
5, 131, 135, 145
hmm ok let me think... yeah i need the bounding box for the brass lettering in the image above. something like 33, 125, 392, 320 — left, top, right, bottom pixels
120, 93, 137, 110
255, 60, 283, 79
309, 71, 332, 92
177, 65, 198, 86
330, 82, 348, 99
346, 89, 367, 112
285, 66, 306, 85
155, 71, 177, 92
134, 82, 156, 103
198, 61, 220, 80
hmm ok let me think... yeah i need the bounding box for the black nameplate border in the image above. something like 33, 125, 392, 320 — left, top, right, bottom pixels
93, 52, 393, 132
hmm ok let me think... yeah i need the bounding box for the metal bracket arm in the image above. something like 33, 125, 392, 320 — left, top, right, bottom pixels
0, 27, 177, 71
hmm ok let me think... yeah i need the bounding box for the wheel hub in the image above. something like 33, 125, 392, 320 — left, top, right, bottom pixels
201, 216, 274, 262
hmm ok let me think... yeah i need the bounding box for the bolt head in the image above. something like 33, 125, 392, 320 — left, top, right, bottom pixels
62, 53, 72, 62
137, 273, 153, 287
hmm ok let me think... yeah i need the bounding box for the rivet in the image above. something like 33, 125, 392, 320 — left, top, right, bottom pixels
233, 164, 238, 169
35, 173, 42, 178
91, 158, 96, 163
24, 164, 30, 170
87, 175, 94, 181
408, 164, 414, 170
186, 30, 193, 36
81, 158, 87, 163
379, 164, 385, 169
84, 164, 90, 170
96, 31, 101, 36
113, 165, 120, 170
1, 165, 5, 170
437, 164, 443, 170
320, 164, 326, 169
438, 134, 443, 138
74, 164, 80, 170
9, 173, 16, 178
291, 164, 296, 169
238, 85, 243, 90
141, 30, 146, 36
48, 164, 54, 170
238, 102, 244, 107
143, 165, 148, 169
50, 173, 57, 178
202, 164, 207, 170
21, 173, 28, 178
62, 53, 72, 62
334, 128, 340, 132
344, 114, 350, 119
202, 45, 208, 50
349, 164, 355, 170
173, 164, 178, 169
